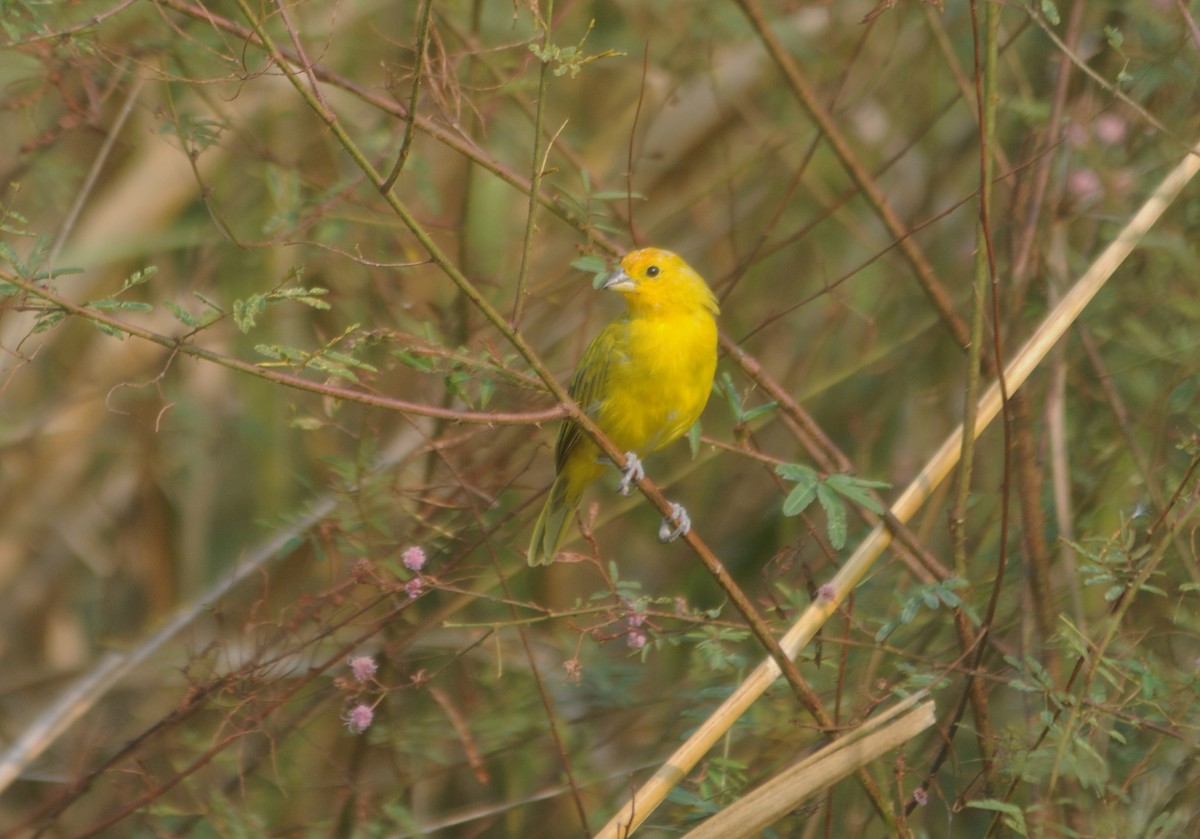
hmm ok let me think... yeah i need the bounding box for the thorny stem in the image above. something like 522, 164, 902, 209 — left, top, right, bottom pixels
381, 0, 433, 192
513, 0, 554, 328
735, 0, 971, 354
2, 271, 569, 426
219, 0, 845, 772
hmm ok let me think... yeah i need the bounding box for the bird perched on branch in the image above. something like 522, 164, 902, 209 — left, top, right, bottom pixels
528, 247, 719, 565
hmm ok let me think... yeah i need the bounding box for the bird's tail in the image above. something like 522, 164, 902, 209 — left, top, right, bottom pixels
527, 474, 580, 565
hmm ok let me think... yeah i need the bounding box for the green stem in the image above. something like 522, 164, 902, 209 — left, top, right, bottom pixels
513, 0, 553, 327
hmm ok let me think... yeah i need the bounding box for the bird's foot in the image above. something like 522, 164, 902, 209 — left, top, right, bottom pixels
617, 452, 644, 497
658, 502, 691, 542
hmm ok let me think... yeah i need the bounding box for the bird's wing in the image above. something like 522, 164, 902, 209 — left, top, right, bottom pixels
553, 318, 626, 474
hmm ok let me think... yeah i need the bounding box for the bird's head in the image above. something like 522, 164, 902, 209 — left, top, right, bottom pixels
600, 248, 719, 317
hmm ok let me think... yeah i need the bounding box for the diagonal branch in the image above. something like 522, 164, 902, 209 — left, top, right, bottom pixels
594, 134, 1200, 839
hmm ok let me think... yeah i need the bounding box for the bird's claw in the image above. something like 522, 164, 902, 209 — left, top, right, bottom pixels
658, 502, 691, 542
617, 452, 644, 497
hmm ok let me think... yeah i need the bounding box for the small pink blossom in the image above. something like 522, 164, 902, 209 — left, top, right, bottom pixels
1067, 168, 1102, 200
405, 577, 423, 599
817, 583, 837, 604
402, 545, 427, 571
626, 611, 645, 628
1093, 113, 1127, 146
348, 655, 378, 683
343, 703, 374, 734
912, 786, 929, 807
627, 629, 647, 650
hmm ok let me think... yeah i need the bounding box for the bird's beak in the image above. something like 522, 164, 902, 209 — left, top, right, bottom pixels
599, 267, 636, 292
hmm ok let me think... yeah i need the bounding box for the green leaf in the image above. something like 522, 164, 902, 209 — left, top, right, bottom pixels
88, 299, 152, 313
687, 421, 701, 459
934, 584, 965, 610
0, 207, 28, 227
717, 372, 743, 420
0, 241, 20, 269
394, 351, 435, 373
968, 797, 1027, 817
290, 415, 326, 431
32, 310, 66, 333
271, 286, 330, 310
778, 463, 819, 516
165, 301, 199, 327
782, 481, 818, 517
1040, 0, 1060, 26
816, 483, 846, 550
967, 799, 1028, 835
571, 254, 607, 275
310, 358, 360, 382
775, 462, 817, 483
740, 401, 778, 423
30, 266, 85, 281
665, 786, 719, 814
94, 321, 128, 338
479, 376, 496, 409
591, 190, 646, 201
323, 350, 377, 372
824, 473, 889, 514
121, 265, 157, 289
233, 294, 266, 333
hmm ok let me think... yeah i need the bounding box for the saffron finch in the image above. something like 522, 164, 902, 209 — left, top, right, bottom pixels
527, 248, 719, 565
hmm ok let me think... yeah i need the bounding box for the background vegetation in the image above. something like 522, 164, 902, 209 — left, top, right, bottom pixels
2, 0, 1200, 836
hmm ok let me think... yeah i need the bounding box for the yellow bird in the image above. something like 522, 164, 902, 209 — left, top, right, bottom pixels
528, 248, 719, 565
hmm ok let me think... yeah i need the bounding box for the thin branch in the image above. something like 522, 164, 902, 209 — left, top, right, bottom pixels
595, 132, 1200, 839
1, 272, 566, 427
48, 73, 144, 268
224, 0, 840, 749
513, 0, 554, 327
735, 0, 971, 353
382, 0, 434, 192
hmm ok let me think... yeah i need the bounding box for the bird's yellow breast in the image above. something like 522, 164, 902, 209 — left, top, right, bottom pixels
592, 308, 718, 455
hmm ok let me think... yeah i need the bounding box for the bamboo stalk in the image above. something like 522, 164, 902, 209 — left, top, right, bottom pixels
682, 694, 936, 839
595, 138, 1200, 838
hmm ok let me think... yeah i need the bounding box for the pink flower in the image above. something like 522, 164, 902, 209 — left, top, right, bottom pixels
402, 546, 427, 571
817, 583, 837, 604
912, 786, 929, 807
1067, 168, 1102, 200
343, 703, 374, 734
348, 655, 378, 683
627, 629, 647, 650
1093, 113, 1127, 146
405, 577, 423, 599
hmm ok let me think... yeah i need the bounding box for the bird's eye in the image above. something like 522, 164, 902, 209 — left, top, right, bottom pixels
645, 265, 660, 278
